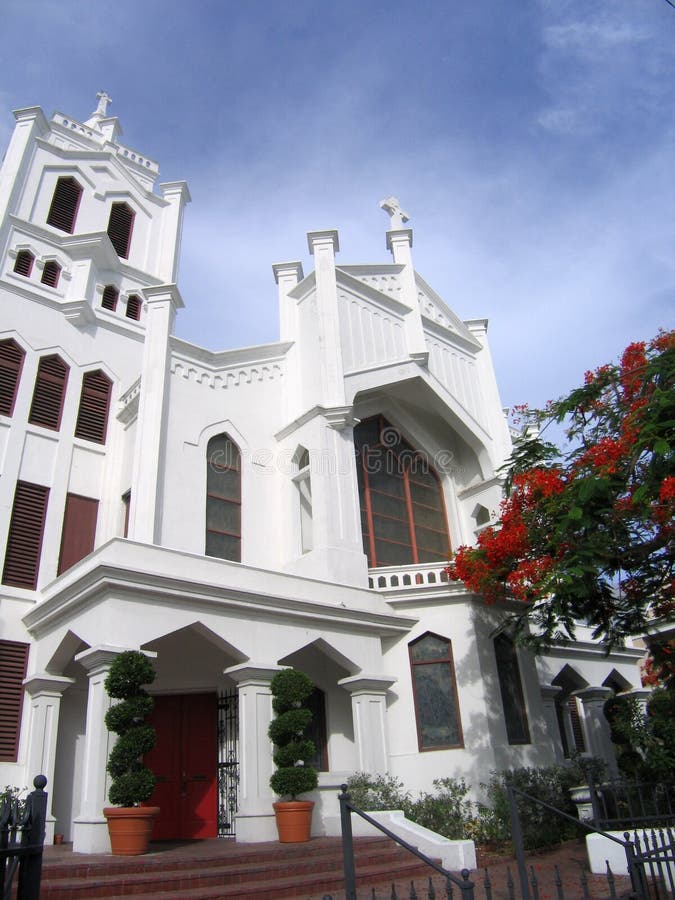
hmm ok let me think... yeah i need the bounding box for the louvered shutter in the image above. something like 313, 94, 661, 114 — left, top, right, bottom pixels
107, 202, 134, 258
2, 481, 50, 589
57, 494, 98, 575
0, 640, 29, 761
74, 370, 112, 444
570, 696, 586, 753
126, 294, 141, 320
13, 251, 34, 277
101, 285, 119, 311
41, 260, 61, 288
46, 177, 82, 233
0, 339, 25, 417
28, 355, 69, 430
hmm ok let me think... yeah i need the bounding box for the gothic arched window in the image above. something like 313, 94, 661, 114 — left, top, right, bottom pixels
409, 632, 463, 751
354, 416, 451, 568
206, 434, 241, 562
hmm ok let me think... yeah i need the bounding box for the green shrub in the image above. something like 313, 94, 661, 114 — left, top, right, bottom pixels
268, 668, 318, 800
104, 650, 156, 807
345, 773, 412, 813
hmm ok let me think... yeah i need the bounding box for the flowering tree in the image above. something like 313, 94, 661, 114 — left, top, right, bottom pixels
446, 330, 674, 651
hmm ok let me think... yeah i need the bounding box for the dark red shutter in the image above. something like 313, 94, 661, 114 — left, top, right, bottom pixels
28, 355, 69, 430
0, 339, 25, 417
0, 640, 29, 761
107, 202, 134, 258
570, 697, 586, 753
41, 260, 61, 288
126, 295, 141, 320
101, 285, 119, 311
2, 482, 50, 589
57, 493, 98, 575
74, 370, 112, 444
13, 251, 34, 277
46, 177, 82, 233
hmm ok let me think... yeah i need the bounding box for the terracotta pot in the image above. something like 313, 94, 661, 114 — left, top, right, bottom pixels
272, 800, 314, 843
103, 806, 160, 856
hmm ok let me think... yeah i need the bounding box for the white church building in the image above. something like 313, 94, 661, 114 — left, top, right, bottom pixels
0, 95, 645, 853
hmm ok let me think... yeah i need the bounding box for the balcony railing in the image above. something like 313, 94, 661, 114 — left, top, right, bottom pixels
368, 562, 451, 591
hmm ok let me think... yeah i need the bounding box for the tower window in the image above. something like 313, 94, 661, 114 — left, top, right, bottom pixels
0, 339, 25, 417
355, 416, 451, 568
28, 354, 69, 431
409, 632, 463, 751
101, 285, 119, 312
126, 294, 141, 320
13, 250, 34, 277
2, 481, 50, 589
0, 640, 29, 761
57, 493, 99, 575
46, 176, 83, 233
206, 434, 241, 562
494, 634, 530, 744
74, 369, 112, 444
293, 447, 313, 554
41, 260, 61, 288
107, 202, 134, 258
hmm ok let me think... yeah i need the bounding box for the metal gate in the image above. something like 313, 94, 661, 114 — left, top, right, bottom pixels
217, 690, 239, 839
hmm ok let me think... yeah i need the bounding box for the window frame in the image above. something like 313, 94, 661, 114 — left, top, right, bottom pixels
57, 493, 99, 575
28, 354, 69, 432
1, 481, 50, 589
205, 434, 242, 563
409, 631, 464, 752
494, 633, 531, 745
40, 260, 62, 288
107, 201, 135, 258
46, 176, 83, 234
0, 640, 29, 762
13, 250, 34, 277
74, 369, 112, 444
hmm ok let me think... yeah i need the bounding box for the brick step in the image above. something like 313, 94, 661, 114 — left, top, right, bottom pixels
40, 837, 440, 899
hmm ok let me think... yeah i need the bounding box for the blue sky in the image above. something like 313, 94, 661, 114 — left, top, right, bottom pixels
2, 0, 673, 418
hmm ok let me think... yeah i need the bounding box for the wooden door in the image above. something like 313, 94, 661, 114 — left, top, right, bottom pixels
145, 693, 217, 840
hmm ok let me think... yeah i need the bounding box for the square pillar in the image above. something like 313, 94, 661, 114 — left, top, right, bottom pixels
23, 674, 75, 844
574, 686, 618, 775
338, 675, 396, 774
224, 663, 284, 842
71, 646, 126, 854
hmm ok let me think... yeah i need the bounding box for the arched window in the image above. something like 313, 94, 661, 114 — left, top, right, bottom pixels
409, 632, 463, 751
494, 633, 530, 744
40, 260, 61, 288
293, 447, 313, 554
0, 339, 25, 417
74, 370, 112, 444
13, 250, 34, 277
552, 666, 587, 758
107, 202, 134, 258
28, 354, 69, 431
46, 176, 82, 233
206, 434, 241, 562
354, 415, 451, 567
101, 285, 119, 311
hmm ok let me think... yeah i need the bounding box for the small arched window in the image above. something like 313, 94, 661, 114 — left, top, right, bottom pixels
0, 339, 25, 417
41, 260, 61, 288
126, 294, 141, 320
101, 285, 119, 311
355, 416, 451, 568
206, 434, 241, 562
293, 447, 313, 554
13, 250, 34, 277
409, 632, 463, 751
107, 202, 134, 258
46, 176, 83, 233
28, 354, 69, 431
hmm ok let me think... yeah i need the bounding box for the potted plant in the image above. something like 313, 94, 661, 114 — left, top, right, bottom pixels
103, 650, 159, 855
268, 668, 318, 842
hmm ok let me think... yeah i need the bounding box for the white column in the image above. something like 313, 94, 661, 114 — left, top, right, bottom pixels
23, 674, 75, 844
0, 106, 48, 226
157, 182, 191, 282
338, 675, 397, 774
224, 663, 283, 843
307, 230, 345, 408
574, 686, 617, 775
128, 284, 184, 544
273, 261, 304, 423
539, 683, 564, 763
71, 646, 126, 854
386, 228, 428, 363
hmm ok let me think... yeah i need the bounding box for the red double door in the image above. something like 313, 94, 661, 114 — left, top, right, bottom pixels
144, 693, 218, 840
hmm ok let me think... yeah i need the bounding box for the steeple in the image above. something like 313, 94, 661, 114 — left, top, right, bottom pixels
84, 90, 121, 143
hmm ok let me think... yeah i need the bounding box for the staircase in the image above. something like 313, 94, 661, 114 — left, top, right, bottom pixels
40, 835, 442, 899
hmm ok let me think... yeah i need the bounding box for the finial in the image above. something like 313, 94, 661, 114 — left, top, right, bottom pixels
93, 91, 112, 118
379, 196, 410, 230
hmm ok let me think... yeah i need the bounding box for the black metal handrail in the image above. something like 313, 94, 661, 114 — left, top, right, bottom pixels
338, 784, 475, 900
587, 774, 675, 830
0, 775, 48, 900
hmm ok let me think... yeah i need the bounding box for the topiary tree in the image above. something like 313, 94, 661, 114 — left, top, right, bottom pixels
104, 650, 157, 807
268, 668, 318, 800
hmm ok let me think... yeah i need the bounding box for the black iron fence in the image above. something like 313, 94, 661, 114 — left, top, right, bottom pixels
0, 775, 47, 900
587, 775, 675, 830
